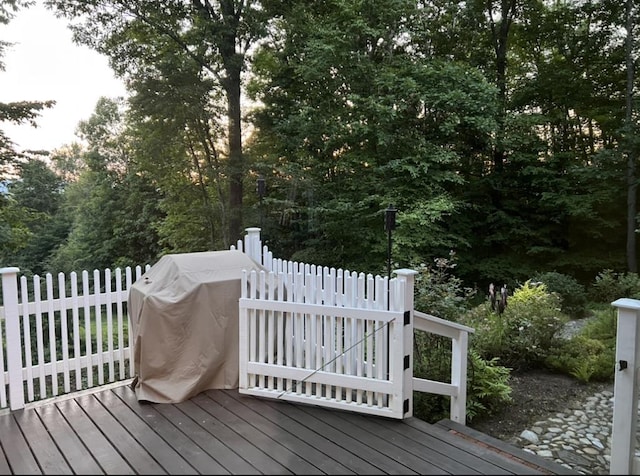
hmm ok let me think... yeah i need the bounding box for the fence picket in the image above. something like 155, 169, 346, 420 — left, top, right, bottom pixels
70, 272, 82, 391
46, 273, 58, 396
33, 275, 46, 399
116, 268, 125, 380
0, 316, 5, 408
20, 277, 34, 401
94, 270, 103, 385
82, 270, 93, 388
105, 268, 114, 382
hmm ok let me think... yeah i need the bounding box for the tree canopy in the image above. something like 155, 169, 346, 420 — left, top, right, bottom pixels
1, 0, 638, 293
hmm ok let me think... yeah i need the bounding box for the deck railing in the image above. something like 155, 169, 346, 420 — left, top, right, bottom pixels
0, 265, 149, 411
610, 298, 640, 475
235, 227, 473, 423
1, 227, 473, 425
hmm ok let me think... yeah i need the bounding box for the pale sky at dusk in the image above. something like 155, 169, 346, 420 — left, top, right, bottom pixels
0, 1, 127, 152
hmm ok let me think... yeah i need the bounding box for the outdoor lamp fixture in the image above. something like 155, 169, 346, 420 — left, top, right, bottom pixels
384, 203, 397, 284
384, 203, 398, 375
256, 176, 266, 234
256, 176, 266, 202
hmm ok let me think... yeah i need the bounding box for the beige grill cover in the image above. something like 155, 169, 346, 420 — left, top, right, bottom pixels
128, 249, 264, 403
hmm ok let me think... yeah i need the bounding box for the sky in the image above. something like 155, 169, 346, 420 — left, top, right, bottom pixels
0, 1, 127, 152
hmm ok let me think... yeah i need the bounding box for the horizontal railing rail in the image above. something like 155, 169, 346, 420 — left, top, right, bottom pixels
413, 310, 474, 423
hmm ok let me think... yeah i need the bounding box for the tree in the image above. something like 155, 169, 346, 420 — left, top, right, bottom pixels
0, 0, 56, 265
46, 0, 270, 244
250, 0, 497, 272
623, 0, 638, 272
47, 97, 163, 273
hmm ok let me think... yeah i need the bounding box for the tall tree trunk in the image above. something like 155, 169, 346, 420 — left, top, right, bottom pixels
225, 73, 243, 245
625, 0, 637, 272
487, 0, 517, 207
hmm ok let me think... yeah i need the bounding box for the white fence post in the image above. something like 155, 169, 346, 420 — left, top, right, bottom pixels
611, 298, 640, 475
244, 227, 262, 265
394, 269, 417, 418
1, 267, 25, 410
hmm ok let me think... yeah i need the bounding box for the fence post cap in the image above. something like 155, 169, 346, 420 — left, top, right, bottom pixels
393, 269, 418, 276
0, 267, 20, 275
612, 298, 640, 311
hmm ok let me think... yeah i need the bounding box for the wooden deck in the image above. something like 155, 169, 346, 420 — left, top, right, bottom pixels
0, 382, 578, 475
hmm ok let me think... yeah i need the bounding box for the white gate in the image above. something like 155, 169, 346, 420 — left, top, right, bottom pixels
238, 265, 416, 419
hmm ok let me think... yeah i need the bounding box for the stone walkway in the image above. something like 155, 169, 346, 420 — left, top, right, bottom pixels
509, 385, 621, 475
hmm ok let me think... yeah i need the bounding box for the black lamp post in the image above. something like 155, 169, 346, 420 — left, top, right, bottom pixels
384, 204, 397, 284
256, 176, 266, 234
384, 204, 397, 378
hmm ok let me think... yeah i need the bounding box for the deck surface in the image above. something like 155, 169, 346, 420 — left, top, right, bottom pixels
0, 383, 579, 475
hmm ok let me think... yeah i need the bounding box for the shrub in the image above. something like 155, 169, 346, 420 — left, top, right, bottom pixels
545, 307, 616, 382
589, 269, 640, 303
413, 251, 477, 321
545, 336, 615, 382
412, 332, 512, 423
461, 281, 569, 371
532, 271, 588, 318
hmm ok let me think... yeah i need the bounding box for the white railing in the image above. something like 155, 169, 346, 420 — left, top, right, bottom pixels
235, 227, 473, 423
0, 227, 474, 425
413, 310, 473, 423
239, 266, 414, 419
0, 265, 149, 411
610, 298, 640, 475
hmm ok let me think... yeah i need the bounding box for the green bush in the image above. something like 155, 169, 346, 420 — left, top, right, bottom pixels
412, 332, 512, 423
545, 307, 616, 382
413, 251, 477, 321
532, 271, 588, 318
589, 269, 640, 303
545, 335, 615, 382
461, 281, 569, 371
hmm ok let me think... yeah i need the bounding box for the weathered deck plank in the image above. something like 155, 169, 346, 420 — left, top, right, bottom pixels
0, 384, 580, 475
35, 403, 104, 475
54, 397, 135, 475
112, 386, 228, 474
0, 412, 41, 475
217, 389, 378, 474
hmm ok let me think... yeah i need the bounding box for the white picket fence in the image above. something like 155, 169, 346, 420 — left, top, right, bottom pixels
234, 228, 474, 422
0, 265, 149, 410
0, 227, 474, 425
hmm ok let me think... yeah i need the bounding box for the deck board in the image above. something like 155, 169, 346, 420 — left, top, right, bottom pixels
0, 383, 580, 475
15, 408, 74, 475
93, 388, 198, 475
208, 390, 356, 474
218, 390, 377, 474
191, 393, 317, 474
0, 412, 41, 475
74, 393, 165, 474
153, 399, 259, 474
112, 386, 228, 474
35, 403, 104, 475
54, 397, 135, 475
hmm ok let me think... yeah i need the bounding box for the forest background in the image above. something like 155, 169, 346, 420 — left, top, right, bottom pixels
1, 0, 639, 303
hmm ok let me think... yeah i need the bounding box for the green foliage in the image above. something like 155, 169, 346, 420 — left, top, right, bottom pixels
413, 251, 476, 321
546, 335, 615, 383
462, 281, 569, 371
589, 269, 640, 302
532, 271, 588, 318
412, 332, 512, 423
464, 350, 513, 422
546, 306, 616, 383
